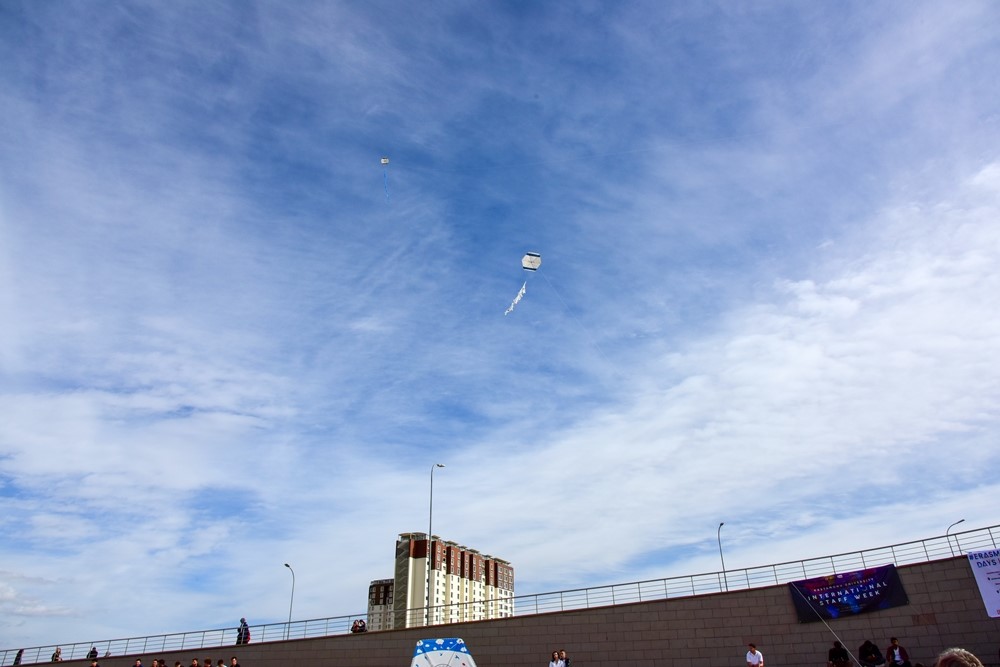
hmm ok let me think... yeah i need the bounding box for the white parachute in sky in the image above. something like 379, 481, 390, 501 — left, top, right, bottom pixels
505, 252, 541, 315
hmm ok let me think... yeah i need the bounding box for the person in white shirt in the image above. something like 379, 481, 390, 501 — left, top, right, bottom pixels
747, 643, 764, 667
885, 638, 912, 667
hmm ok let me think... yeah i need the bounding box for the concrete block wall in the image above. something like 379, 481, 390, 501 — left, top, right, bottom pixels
67, 556, 1000, 667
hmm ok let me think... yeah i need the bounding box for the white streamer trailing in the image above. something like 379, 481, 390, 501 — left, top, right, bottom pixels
504, 281, 527, 316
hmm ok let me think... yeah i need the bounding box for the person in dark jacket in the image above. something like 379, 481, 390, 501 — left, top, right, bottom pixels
860, 640, 886, 666
828, 641, 851, 667
236, 618, 250, 645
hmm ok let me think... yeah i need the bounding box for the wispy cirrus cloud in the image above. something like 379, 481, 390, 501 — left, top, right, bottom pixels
2, 0, 1000, 649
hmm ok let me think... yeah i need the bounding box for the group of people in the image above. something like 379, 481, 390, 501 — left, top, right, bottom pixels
547, 649, 571, 667
823, 637, 988, 667
826, 637, 911, 667
186, 657, 240, 667
350, 619, 368, 633
740, 638, 989, 667
12, 637, 993, 667
88, 655, 242, 667
80, 654, 241, 667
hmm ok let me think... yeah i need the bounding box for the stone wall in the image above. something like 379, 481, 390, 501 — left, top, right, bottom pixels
67, 556, 1000, 667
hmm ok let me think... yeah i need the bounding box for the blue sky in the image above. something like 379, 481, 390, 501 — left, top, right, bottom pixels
3, 0, 1000, 649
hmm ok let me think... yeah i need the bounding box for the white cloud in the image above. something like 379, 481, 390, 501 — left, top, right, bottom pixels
2, 0, 1000, 650
440, 161, 1000, 588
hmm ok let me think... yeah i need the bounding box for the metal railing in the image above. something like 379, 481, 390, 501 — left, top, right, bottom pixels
1, 616, 368, 666
511, 525, 997, 616
4, 524, 997, 666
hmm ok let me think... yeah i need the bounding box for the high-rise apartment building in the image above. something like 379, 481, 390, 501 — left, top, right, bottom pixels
367, 532, 514, 630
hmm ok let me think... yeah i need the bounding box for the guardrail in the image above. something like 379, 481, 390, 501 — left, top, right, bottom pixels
512, 525, 998, 616
1, 615, 367, 666
4, 524, 997, 666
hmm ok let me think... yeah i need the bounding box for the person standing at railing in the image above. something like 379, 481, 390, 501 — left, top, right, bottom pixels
88, 648, 98, 660
51, 648, 62, 662
236, 618, 250, 645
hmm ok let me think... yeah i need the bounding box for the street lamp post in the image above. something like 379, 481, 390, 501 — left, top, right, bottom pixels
427, 463, 445, 627
717, 522, 728, 592
946, 519, 965, 557
284, 563, 295, 640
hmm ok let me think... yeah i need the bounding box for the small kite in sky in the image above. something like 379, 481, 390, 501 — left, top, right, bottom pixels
381, 156, 390, 200
521, 251, 541, 271
505, 252, 541, 315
